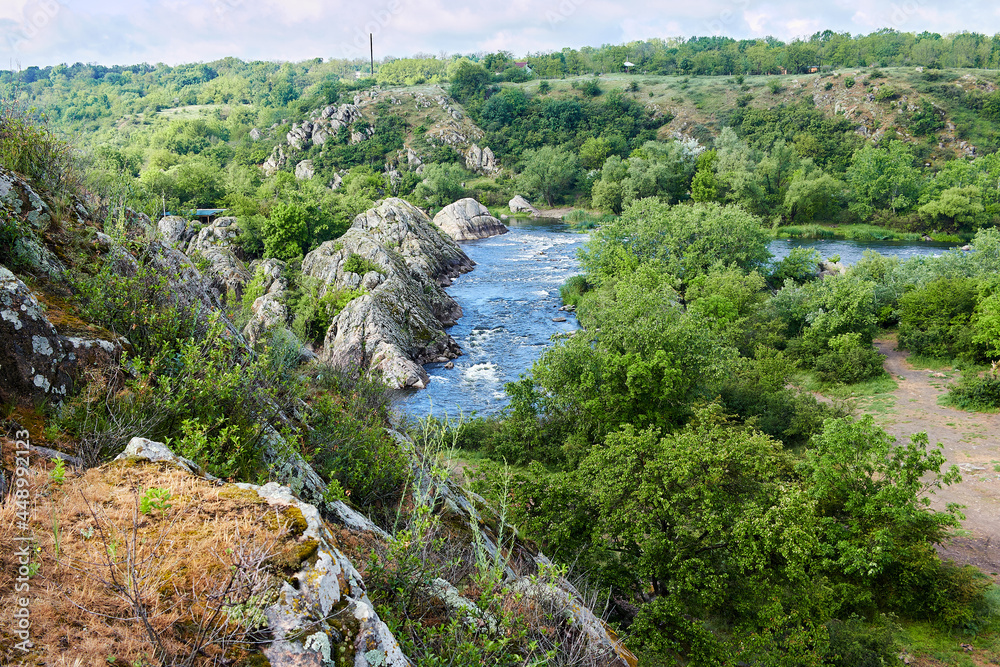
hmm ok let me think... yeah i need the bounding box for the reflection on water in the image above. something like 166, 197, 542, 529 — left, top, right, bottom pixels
395, 225, 959, 420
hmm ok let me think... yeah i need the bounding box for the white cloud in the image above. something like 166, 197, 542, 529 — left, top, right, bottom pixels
2, 0, 998, 68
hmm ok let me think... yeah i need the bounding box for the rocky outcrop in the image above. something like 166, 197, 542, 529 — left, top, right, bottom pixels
302, 198, 474, 389
111, 439, 408, 667
0, 166, 65, 276
243, 258, 290, 347
157, 215, 196, 248
185, 217, 252, 300
463, 144, 500, 175
0, 265, 121, 406
509, 195, 541, 217
295, 159, 315, 180
433, 198, 508, 241
263, 145, 287, 176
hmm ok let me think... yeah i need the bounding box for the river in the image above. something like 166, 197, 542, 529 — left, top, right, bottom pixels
395, 222, 959, 419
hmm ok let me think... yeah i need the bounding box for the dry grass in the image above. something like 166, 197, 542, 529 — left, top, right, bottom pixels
0, 441, 311, 666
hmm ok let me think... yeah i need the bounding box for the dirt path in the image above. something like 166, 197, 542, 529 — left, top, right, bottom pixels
872, 338, 1000, 579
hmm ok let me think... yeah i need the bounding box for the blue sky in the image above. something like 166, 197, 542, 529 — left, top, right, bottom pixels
1, 0, 996, 68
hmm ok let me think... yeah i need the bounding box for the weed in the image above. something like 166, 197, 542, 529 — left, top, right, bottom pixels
50, 457, 67, 485
139, 487, 172, 515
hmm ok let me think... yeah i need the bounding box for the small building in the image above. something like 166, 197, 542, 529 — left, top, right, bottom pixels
513, 61, 532, 73
624, 60, 635, 73
807, 65, 820, 73
193, 208, 227, 224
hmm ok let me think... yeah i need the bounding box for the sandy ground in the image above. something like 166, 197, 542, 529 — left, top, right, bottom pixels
873, 339, 1000, 580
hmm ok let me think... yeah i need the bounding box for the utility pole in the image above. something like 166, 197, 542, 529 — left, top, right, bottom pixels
370, 34, 374, 79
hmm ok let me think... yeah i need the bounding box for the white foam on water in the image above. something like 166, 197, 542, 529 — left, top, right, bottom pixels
462, 362, 500, 384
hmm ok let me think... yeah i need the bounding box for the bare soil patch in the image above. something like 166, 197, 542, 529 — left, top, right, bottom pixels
873, 338, 1000, 580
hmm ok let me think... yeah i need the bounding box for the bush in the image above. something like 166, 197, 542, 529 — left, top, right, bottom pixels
343, 252, 385, 276
824, 615, 900, 667
289, 276, 366, 346
946, 366, 1000, 411
304, 367, 405, 508
898, 277, 980, 360
0, 98, 79, 194
559, 274, 589, 308
845, 77, 856, 88
814, 336, 886, 384
581, 79, 602, 97
74, 246, 202, 359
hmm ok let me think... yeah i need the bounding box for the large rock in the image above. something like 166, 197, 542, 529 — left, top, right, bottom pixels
433, 198, 508, 242
263, 145, 287, 176
243, 258, 291, 347
294, 159, 315, 180
185, 217, 252, 300
157, 215, 195, 248
0, 166, 65, 275
509, 194, 541, 217
463, 144, 500, 175
302, 198, 474, 389
0, 265, 121, 406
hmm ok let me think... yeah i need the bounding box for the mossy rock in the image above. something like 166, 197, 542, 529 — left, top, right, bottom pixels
219, 485, 269, 505
272, 537, 320, 573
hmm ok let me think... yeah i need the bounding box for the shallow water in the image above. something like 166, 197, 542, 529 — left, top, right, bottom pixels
395, 227, 958, 419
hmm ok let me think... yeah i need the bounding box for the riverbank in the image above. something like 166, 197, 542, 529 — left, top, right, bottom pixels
775, 222, 975, 244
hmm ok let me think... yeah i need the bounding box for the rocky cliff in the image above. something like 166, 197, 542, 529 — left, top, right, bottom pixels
302, 198, 474, 389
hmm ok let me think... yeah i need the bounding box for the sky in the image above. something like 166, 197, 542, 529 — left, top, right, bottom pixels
1, 0, 997, 69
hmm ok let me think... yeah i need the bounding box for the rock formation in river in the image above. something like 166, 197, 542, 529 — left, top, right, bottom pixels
302, 198, 475, 389
509, 194, 542, 217
432, 197, 509, 241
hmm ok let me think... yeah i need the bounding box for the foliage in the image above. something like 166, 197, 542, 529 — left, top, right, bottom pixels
579, 199, 772, 289
0, 97, 80, 194
897, 276, 980, 360
289, 277, 365, 346
516, 146, 580, 207
945, 365, 1000, 411
342, 252, 384, 276
846, 142, 921, 217
304, 375, 405, 508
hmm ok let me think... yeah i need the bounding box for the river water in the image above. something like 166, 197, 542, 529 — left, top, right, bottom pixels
395, 224, 959, 419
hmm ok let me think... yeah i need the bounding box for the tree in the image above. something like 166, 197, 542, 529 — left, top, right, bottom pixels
516, 146, 580, 207
579, 199, 772, 288
447, 59, 491, 102
783, 169, 847, 222
918, 186, 986, 231
413, 163, 468, 209
846, 141, 922, 217
261, 201, 308, 260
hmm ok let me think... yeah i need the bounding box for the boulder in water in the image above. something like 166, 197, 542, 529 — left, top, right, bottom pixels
433, 198, 508, 241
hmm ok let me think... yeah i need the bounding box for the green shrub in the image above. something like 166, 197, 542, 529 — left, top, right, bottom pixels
582, 79, 602, 97
0, 98, 79, 194
769, 247, 821, 285
946, 366, 1000, 411
74, 246, 202, 359
814, 336, 886, 385
845, 77, 856, 88
767, 79, 784, 94
343, 252, 384, 276
824, 615, 900, 667
898, 276, 980, 360
289, 276, 366, 346
304, 368, 404, 508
